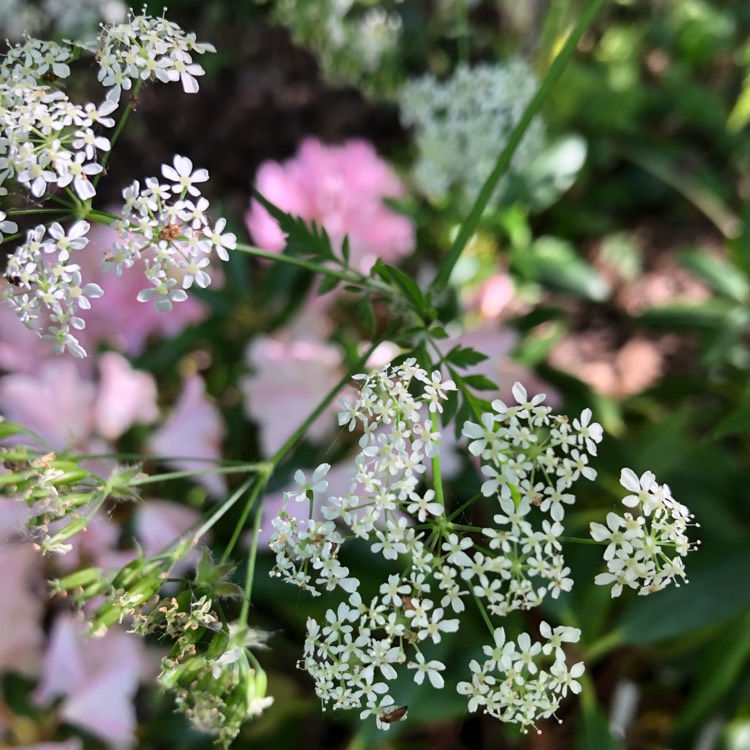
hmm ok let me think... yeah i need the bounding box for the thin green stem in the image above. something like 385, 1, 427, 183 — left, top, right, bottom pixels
456, 0, 469, 64
190, 475, 257, 543
471, 588, 495, 636
239, 498, 264, 623
234, 241, 368, 286
94, 80, 143, 188
6, 208, 71, 216
431, 410, 445, 508
584, 629, 623, 661
129, 463, 271, 486
557, 536, 604, 545
221, 477, 267, 565
430, 0, 608, 293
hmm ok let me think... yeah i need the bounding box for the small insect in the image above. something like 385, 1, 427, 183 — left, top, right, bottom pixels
4, 274, 22, 286
380, 705, 408, 724
159, 223, 181, 242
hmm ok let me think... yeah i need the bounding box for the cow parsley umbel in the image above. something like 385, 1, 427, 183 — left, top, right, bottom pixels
271, 360, 698, 732
0, 10, 229, 357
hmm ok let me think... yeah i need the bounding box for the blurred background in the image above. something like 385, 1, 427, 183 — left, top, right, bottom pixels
2, 1, 750, 749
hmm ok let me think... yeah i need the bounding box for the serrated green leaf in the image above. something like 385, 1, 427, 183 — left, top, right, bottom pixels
460, 374, 497, 391
253, 191, 335, 260
445, 345, 489, 369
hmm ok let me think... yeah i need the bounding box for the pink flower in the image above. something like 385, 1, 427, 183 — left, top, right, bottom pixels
246, 138, 415, 274
0, 354, 158, 453
0, 543, 44, 676
0, 297, 57, 375
34, 614, 144, 749
147, 375, 227, 498
240, 334, 343, 457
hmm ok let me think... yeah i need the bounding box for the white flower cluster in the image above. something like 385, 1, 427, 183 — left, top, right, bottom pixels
458, 623, 584, 731
270, 0, 401, 86
113, 155, 236, 310
3, 220, 103, 356
96, 7, 216, 103
399, 60, 547, 206
590, 468, 697, 597
269, 361, 589, 731
462, 383, 602, 615
0, 40, 116, 201
0, 0, 126, 41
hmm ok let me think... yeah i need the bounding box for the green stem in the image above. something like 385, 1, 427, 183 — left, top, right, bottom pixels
190, 475, 257, 543
584, 629, 623, 661
129, 462, 271, 486
221, 477, 267, 565
471, 588, 495, 636
234, 242, 370, 286
94, 80, 143, 188
239, 498, 264, 623
430, 0, 608, 293
6, 208, 71, 216
431, 410, 445, 508
558, 536, 604, 545
456, 0, 469, 64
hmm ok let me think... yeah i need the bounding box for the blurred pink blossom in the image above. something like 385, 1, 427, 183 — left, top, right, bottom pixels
470, 272, 515, 321
246, 137, 415, 274
0, 543, 44, 676
23, 741, 83, 750
147, 375, 227, 498
0, 353, 158, 454
0, 297, 57, 375
240, 333, 343, 457
34, 614, 143, 749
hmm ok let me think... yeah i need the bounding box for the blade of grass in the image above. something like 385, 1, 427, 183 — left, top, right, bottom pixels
430, 0, 608, 294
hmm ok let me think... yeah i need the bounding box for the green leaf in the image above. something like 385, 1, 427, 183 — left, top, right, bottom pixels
0, 420, 27, 439
460, 374, 498, 391
514, 236, 610, 301
675, 613, 750, 730
445, 345, 489, 369
711, 405, 750, 439
616, 540, 750, 644
316, 273, 341, 296
728, 75, 750, 132
638, 298, 744, 329
252, 191, 335, 260
680, 248, 749, 302
576, 701, 624, 750
356, 295, 376, 336
374, 259, 432, 319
